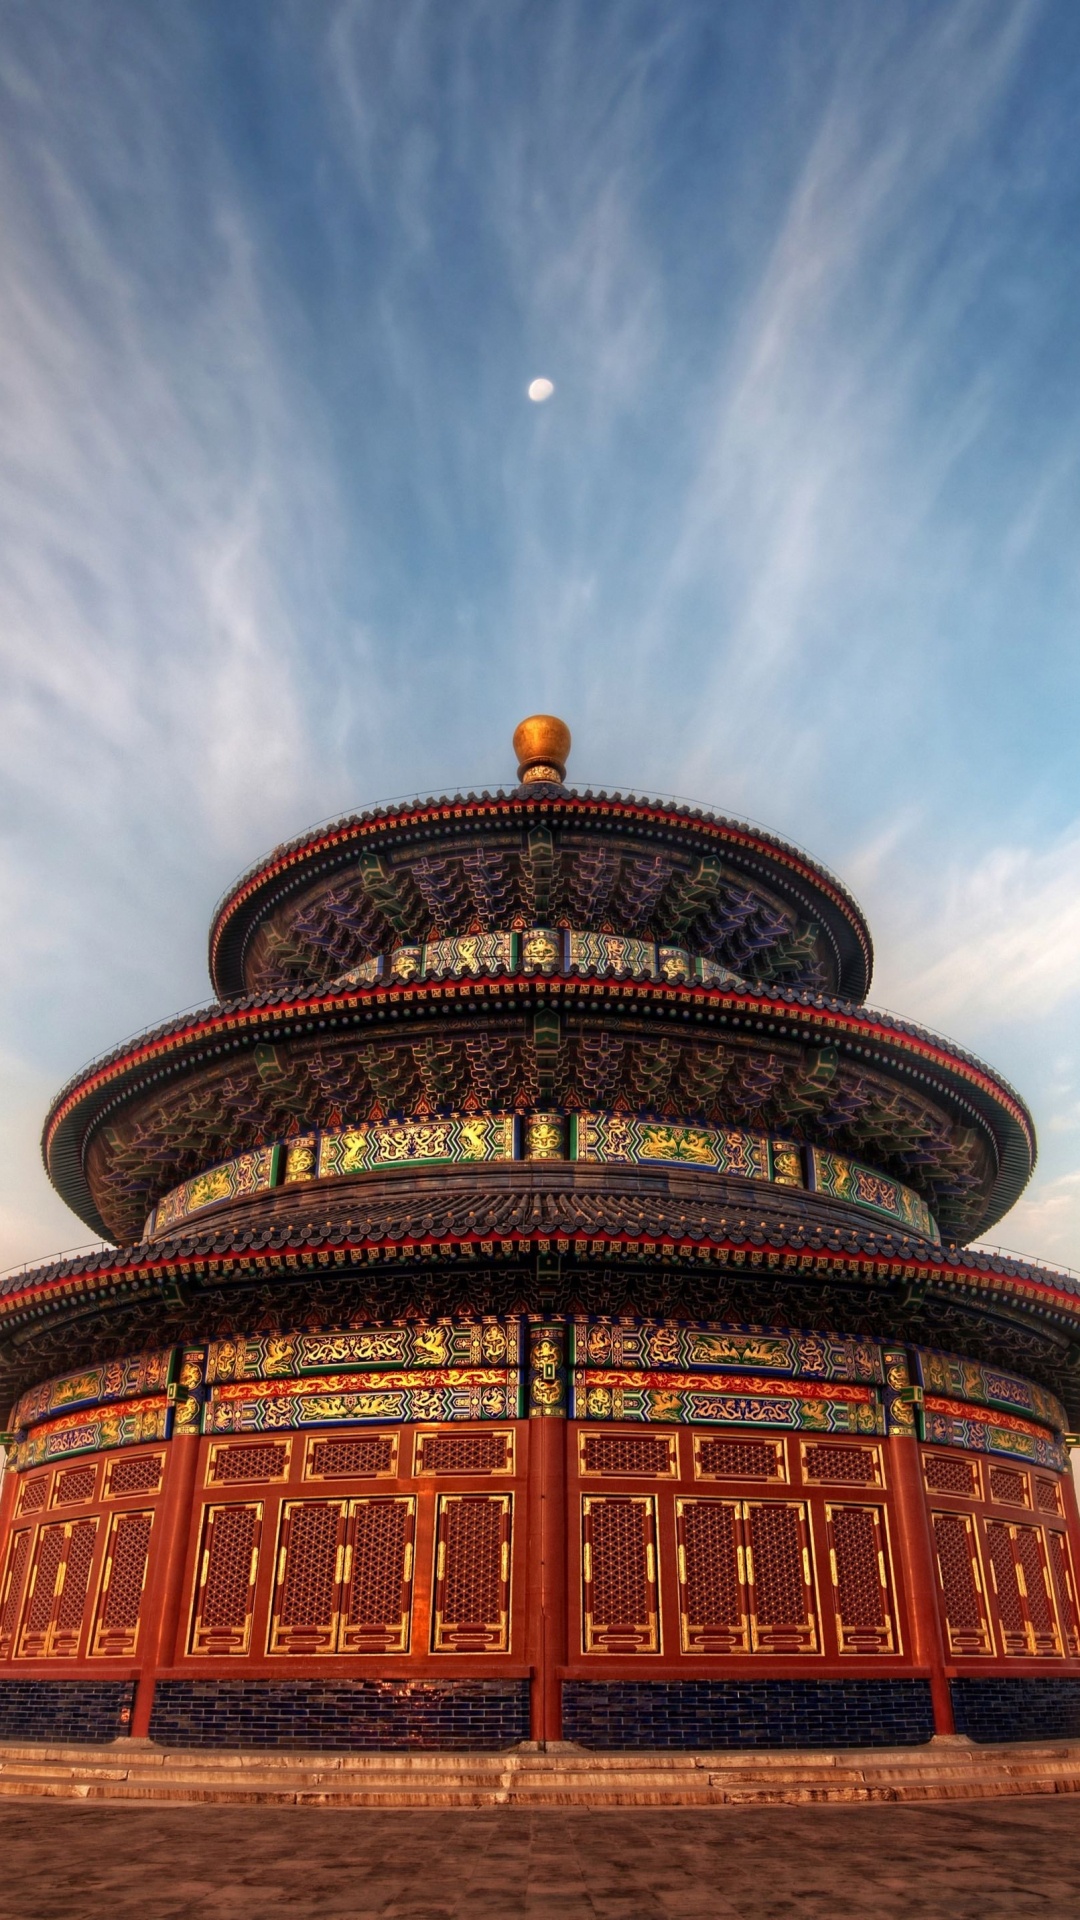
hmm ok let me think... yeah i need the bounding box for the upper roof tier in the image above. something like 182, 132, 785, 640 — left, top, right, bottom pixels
208, 732, 874, 1006
40, 722, 1034, 1250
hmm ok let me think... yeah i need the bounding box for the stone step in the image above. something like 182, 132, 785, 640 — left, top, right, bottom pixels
2, 1740, 1079, 1808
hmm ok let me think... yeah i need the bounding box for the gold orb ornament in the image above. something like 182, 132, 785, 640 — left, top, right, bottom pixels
513, 714, 571, 785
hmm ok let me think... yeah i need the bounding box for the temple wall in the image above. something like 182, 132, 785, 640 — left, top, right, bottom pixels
1, 1319, 1080, 1751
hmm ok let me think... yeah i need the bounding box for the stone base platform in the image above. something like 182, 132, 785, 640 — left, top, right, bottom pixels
1, 1736, 1080, 1808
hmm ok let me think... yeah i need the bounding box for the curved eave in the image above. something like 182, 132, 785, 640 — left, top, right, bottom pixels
207, 790, 874, 1002
3, 1218, 1078, 1353
42, 974, 1036, 1246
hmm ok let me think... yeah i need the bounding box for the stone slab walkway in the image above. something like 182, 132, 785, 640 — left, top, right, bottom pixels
3, 1795, 1080, 1919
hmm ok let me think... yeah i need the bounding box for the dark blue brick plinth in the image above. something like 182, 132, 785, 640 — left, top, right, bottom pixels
149, 1677, 530, 1750
562, 1678, 935, 1750
0, 1679, 135, 1744
951, 1677, 1080, 1743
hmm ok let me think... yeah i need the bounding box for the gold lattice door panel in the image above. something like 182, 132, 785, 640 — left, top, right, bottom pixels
431, 1493, 512, 1653
675, 1498, 749, 1654
16, 1518, 99, 1659
931, 1510, 993, 1655
825, 1503, 898, 1654
0, 1530, 32, 1658
90, 1510, 155, 1657
582, 1494, 660, 1654
743, 1500, 819, 1654
268, 1500, 349, 1655
189, 1503, 263, 1655
985, 1521, 1062, 1657
1047, 1531, 1080, 1657
340, 1498, 416, 1653
267, 1497, 417, 1655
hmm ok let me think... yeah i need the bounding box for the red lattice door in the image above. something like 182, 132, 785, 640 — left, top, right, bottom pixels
340, 1497, 416, 1654
190, 1503, 263, 1655
825, 1503, 898, 1654
744, 1500, 818, 1653
931, 1510, 993, 1655
0, 1530, 32, 1658
1046, 1530, 1080, 1657
985, 1521, 1061, 1657
675, 1498, 750, 1653
582, 1494, 660, 1654
90, 1510, 154, 1657
17, 1518, 99, 1658
432, 1494, 512, 1653
268, 1500, 349, 1655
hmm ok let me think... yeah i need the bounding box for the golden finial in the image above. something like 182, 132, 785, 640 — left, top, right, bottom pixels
513, 714, 571, 785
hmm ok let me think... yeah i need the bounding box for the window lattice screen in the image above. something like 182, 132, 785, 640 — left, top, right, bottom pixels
580, 1433, 676, 1478
306, 1436, 397, 1480
108, 1454, 164, 1498
415, 1432, 513, 1475
52, 1466, 97, 1507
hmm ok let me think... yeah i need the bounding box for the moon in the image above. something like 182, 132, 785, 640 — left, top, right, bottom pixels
527, 378, 555, 403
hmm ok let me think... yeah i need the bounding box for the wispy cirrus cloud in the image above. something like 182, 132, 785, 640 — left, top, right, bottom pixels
0, 1, 1078, 1269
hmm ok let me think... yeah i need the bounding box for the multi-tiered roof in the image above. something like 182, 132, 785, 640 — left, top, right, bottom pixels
5, 719, 1078, 1422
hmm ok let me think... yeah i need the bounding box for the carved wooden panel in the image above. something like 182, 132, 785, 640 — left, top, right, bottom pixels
931, 1510, 993, 1655
744, 1501, 818, 1653
826, 1503, 897, 1654
91, 1510, 154, 1656
340, 1497, 416, 1654
582, 1494, 660, 1654
0, 1530, 31, 1658
17, 1518, 99, 1659
579, 1432, 678, 1479
189, 1503, 262, 1655
432, 1494, 512, 1653
268, 1500, 347, 1656
675, 1498, 749, 1654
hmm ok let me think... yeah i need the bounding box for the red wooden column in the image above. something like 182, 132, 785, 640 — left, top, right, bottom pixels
526, 1321, 568, 1745
129, 1350, 204, 1738
889, 1432, 955, 1734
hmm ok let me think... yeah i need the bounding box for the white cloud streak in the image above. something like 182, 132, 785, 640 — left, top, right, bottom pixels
0, 1, 1078, 1273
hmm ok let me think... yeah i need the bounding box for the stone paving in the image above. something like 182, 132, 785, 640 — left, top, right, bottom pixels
3, 1795, 1080, 1918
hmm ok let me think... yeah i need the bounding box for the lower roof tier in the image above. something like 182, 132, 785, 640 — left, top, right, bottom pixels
43, 963, 1034, 1247
2, 1163, 1079, 1423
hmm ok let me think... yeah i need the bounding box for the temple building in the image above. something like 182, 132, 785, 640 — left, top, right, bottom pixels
1, 715, 1079, 1757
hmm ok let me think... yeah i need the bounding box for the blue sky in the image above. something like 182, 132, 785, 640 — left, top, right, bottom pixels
1, 0, 1079, 1270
